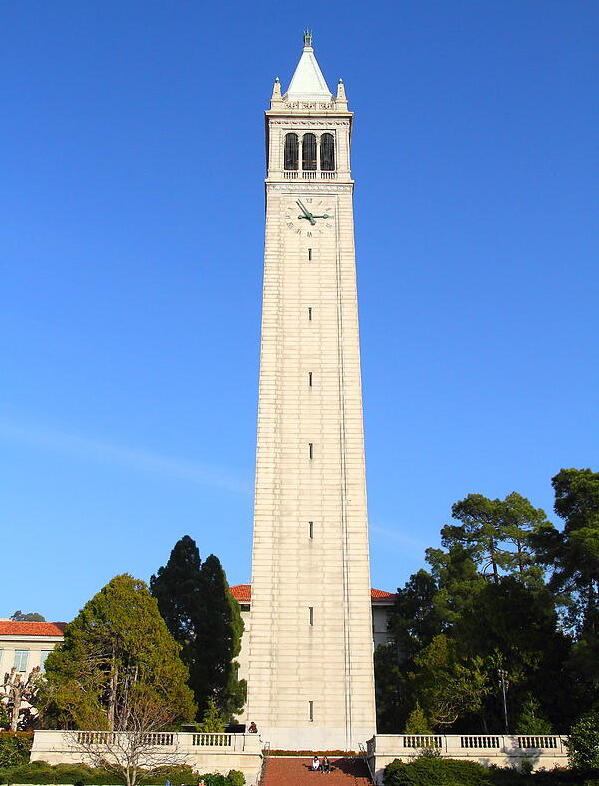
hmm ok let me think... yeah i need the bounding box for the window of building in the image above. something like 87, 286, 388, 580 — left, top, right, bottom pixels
320, 133, 335, 171
40, 650, 52, 671
14, 650, 29, 673
308, 248, 312, 260
309, 607, 314, 626
309, 521, 313, 539
309, 700, 314, 721
240, 604, 250, 613
302, 133, 317, 170
284, 133, 299, 170
308, 372, 313, 387
308, 307, 312, 321
309, 442, 313, 459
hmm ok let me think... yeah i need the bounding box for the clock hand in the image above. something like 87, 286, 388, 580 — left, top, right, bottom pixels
296, 199, 312, 218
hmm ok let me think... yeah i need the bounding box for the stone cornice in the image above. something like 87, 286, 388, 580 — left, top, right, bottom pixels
265, 182, 353, 194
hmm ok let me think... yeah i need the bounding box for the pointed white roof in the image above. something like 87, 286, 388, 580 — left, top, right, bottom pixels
285, 32, 332, 100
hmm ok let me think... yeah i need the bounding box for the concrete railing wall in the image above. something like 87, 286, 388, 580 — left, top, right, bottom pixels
31, 731, 263, 785
367, 734, 569, 782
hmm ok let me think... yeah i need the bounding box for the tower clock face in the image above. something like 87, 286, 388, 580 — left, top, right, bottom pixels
284, 198, 335, 237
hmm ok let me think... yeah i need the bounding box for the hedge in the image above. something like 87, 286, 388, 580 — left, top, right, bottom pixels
384, 757, 599, 786
0, 761, 245, 786
0, 733, 34, 768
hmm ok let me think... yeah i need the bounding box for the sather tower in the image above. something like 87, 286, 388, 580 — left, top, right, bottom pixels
246, 34, 376, 750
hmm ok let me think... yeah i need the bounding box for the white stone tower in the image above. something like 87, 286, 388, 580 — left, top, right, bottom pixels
246, 33, 376, 751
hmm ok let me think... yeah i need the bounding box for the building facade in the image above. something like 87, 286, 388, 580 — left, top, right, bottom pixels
0, 621, 66, 676
245, 35, 377, 750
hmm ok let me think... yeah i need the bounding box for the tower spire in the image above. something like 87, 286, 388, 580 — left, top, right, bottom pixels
285, 30, 332, 100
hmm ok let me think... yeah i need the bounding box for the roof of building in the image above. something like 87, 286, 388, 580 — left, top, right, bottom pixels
229, 585, 395, 603
0, 621, 67, 637
285, 33, 332, 100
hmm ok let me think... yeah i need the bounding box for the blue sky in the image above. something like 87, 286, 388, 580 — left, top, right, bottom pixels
1, 1, 597, 621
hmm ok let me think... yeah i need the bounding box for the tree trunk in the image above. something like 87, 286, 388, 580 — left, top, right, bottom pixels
490, 539, 499, 583
108, 649, 118, 732
10, 683, 22, 731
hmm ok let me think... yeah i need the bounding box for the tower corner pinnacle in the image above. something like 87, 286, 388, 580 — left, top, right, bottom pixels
270, 77, 283, 108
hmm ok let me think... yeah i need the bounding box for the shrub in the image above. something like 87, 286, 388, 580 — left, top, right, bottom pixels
144, 765, 199, 785
227, 770, 245, 786
404, 703, 432, 735
515, 696, 553, 735
0, 732, 34, 767
384, 757, 492, 786
568, 710, 599, 770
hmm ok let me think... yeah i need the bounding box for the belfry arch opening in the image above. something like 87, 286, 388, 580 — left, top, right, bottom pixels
320, 133, 335, 171
284, 133, 299, 170
302, 133, 317, 171
282, 132, 337, 175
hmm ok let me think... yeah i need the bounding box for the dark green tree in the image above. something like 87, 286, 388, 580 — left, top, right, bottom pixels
388, 569, 440, 659
442, 493, 550, 584
11, 611, 45, 622
426, 543, 486, 627
533, 469, 599, 712
501, 492, 550, 584
150, 535, 202, 645
195, 555, 246, 721
374, 643, 412, 733
443, 494, 509, 582
40, 574, 196, 730
151, 539, 246, 722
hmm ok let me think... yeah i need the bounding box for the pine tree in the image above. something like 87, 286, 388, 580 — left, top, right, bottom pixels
404, 701, 432, 734
196, 697, 226, 732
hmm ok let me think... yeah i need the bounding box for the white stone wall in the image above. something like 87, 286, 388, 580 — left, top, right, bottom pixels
31, 731, 263, 785
367, 734, 569, 781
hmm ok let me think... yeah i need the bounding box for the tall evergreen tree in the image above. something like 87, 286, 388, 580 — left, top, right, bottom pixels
195, 555, 246, 721
150, 538, 246, 722
533, 468, 599, 712
150, 535, 203, 651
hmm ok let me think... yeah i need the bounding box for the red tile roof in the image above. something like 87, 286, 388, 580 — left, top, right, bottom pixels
230, 584, 252, 602
370, 588, 396, 600
0, 621, 67, 637
229, 585, 395, 603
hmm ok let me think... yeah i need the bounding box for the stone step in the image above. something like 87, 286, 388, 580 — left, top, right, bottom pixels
261, 756, 372, 786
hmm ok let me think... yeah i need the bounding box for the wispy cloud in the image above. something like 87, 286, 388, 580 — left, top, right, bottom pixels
370, 522, 428, 551
0, 417, 251, 495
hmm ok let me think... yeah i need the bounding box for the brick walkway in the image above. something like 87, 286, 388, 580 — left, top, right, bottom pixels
261, 757, 372, 786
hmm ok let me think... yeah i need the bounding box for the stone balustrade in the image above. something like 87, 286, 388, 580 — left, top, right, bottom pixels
281, 170, 338, 180
31, 730, 263, 784
366, 734, 569, 781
